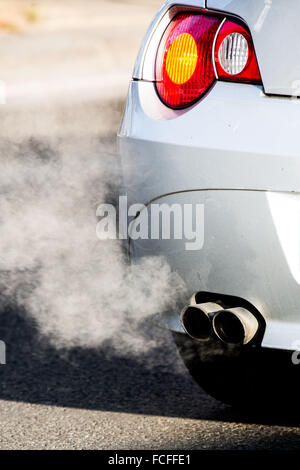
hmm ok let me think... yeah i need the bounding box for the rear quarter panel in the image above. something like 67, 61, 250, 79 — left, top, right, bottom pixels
208, 0, 300, 96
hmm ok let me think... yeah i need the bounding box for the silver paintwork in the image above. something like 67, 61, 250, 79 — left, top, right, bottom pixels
120, 80, 300, 198
126, 189, 300, 351
208, 0, 300, 96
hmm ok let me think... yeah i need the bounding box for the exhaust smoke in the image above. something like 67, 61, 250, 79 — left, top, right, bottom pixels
0, 101, 186, 355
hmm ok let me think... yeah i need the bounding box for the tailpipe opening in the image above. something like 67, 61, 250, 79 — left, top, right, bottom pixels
213, 307, 259, 345
181, 302, 222, 341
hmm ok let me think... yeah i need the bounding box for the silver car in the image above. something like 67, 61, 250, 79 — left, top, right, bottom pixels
118, 0, 300, 406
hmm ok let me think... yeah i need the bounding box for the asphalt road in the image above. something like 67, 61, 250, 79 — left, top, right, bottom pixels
1, 300, 300, 450
0, 0, 300, 450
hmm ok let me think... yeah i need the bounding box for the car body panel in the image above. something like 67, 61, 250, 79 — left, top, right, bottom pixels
119, 79, 300, 351
128, 190, 300, 351
119, 1, 300, 351
208, 0, 300, 96
119, 80, 300, 204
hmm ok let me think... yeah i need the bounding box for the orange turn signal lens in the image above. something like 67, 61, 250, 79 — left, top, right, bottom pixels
165, 33, 198, 85
155, 13, 222, 109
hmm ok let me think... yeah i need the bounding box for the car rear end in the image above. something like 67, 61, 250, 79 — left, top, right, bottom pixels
118, 0, 300, 404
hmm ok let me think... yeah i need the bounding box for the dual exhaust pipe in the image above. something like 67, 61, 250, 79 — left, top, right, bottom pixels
181, 299, 259, 345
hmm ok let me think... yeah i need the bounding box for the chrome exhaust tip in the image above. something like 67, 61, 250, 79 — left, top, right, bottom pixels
189, 293, 198, 306
181, 302, 223, 341
212, 307, 259, 345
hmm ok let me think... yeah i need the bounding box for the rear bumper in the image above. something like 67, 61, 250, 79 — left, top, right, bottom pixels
118, 80, 300, 351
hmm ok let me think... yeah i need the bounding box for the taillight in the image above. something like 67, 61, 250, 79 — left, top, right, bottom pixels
155, 12, 261, 109
214, 19, 261, 83
155, 13, 222, 109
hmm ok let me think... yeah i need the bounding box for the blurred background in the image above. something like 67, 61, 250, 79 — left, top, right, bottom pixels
0, 0, 161, 136
0, 0, 160, 98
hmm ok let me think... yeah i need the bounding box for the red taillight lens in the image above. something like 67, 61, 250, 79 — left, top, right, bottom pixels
155, 12, 262, 109
214, 19, 261, 83
155, 13, 222, 109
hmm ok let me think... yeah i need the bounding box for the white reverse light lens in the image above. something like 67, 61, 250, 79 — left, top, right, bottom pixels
218, 32, 248, 75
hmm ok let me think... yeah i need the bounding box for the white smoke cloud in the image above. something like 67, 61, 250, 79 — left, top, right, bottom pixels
0, 103, 186, 355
